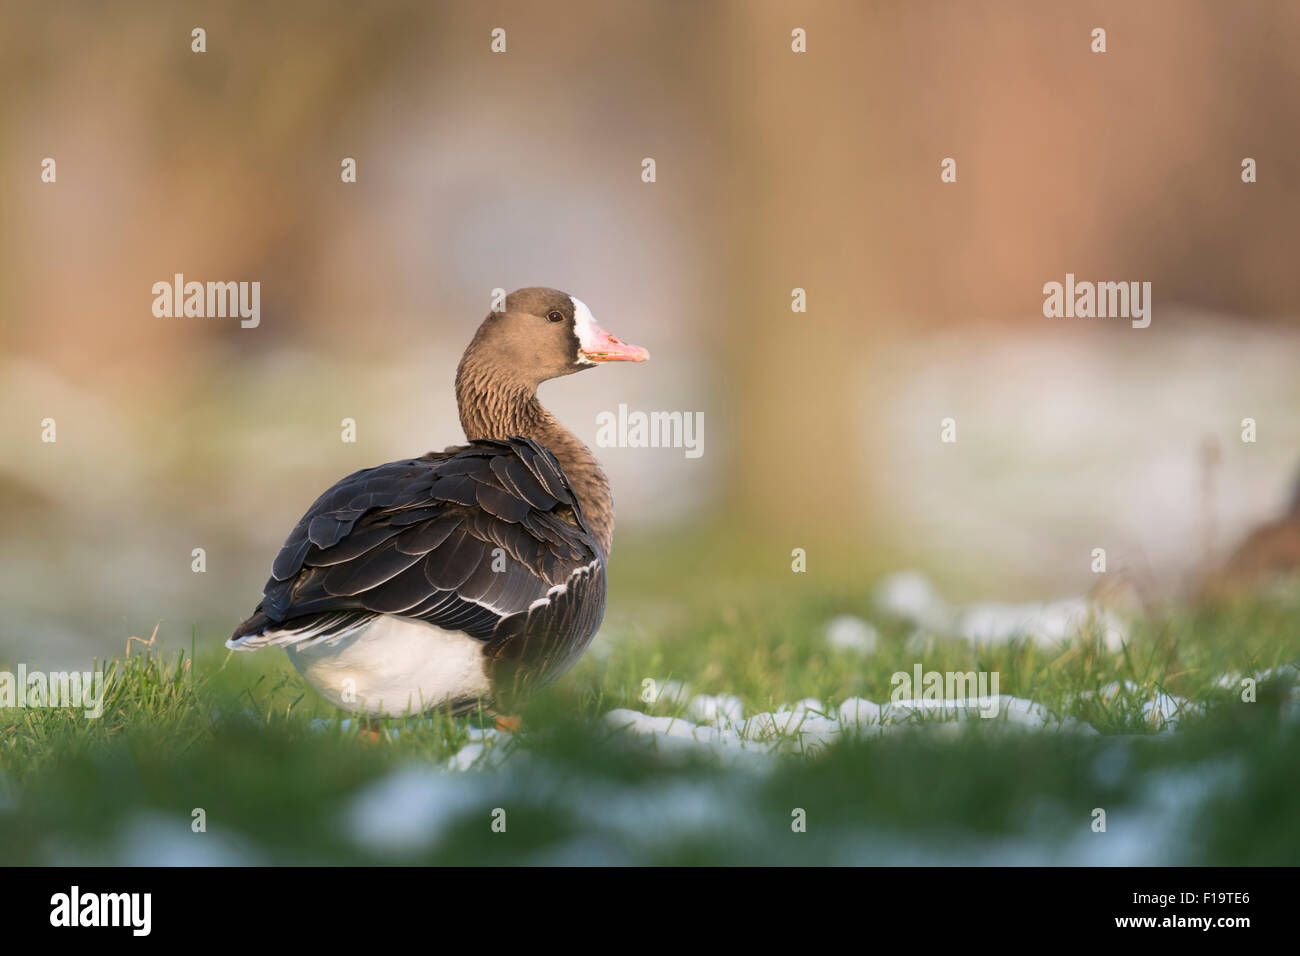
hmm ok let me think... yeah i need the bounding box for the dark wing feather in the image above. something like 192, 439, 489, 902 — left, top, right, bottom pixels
231, 440, 606, 665
484, 559, 607, 711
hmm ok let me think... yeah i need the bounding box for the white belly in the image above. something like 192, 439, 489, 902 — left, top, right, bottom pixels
286, 615, 492, 717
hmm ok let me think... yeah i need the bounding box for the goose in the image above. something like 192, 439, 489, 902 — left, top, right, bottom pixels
228, 288, 648, 719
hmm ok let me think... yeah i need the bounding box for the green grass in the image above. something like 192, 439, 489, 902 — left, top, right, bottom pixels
2, 577, 1298, 865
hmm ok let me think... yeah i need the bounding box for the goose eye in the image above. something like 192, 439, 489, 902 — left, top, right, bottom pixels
547, 311, 564, 323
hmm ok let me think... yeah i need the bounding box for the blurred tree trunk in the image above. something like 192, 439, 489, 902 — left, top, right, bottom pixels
718, 1, 893, 546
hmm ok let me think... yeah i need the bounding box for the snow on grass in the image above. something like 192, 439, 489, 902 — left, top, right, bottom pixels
1059, 758, 1244, 865
342, 736, 1242, 866
600, 710, 769, 767
958, 598, 1127, 652
1216, 662, 1300, 690
601, 688, 1093, 762
686, 692, 745, 727
344, 764, 492, 854
643, 678, 693, 707
831, 758, 1240, 865
315, 579, 1297, 773
1088, 680, 1206, 732
567, 775, 760, 846
1208, 663, 1300, 721
40, 812, 265, 866
824, 614, 879, 655
873, 571, 1128, 651
1141, 693, 1196, 729
344, 755, 767, 860
874, 571, 949, 629
838, 696, 883, 727
113, 812, 265, 866
878, 695, 1097, 733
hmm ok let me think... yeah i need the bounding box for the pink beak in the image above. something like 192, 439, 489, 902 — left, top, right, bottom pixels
580, 323, 650, 363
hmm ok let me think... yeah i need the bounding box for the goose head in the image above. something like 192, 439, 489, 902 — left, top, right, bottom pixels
462, 287, 649, 389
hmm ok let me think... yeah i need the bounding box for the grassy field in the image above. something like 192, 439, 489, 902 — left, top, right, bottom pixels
2, 546, 1299, 866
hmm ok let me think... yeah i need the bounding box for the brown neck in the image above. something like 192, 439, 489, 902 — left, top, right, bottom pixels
455, 355, 614, 556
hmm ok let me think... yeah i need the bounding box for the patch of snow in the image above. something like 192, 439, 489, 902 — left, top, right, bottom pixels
1142, 693, 1200, 729
874, 571, 949, 628
447, 726, 514, 769
839, 697, 883, 728
686, 693, 744, 727
115, 812, 264, 866
825, 615, 879, 655
1214, 672, 1245, 690
602, 708, 779, 763
874, 571, 1129, 651
1214, 662, 1298, 695
792, 697, 826, 718
603, 688, 1094, 761
1063, 759, 1242, 865
344, 764, 488, 853
448, 742, 487, 770
959, 598, 1127, 651
1088, 681, 1202, 731
1257, 662, 1300, 683
875, 694, 1094, 733
740, 710, 797, 741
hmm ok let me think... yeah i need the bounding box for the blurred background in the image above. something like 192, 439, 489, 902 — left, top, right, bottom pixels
2, 0, 1299, 665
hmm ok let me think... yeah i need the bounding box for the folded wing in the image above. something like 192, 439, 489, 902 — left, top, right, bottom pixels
229, 438, 605, 658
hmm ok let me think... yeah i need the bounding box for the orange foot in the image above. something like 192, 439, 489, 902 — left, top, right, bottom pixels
494, 714, 521, 733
